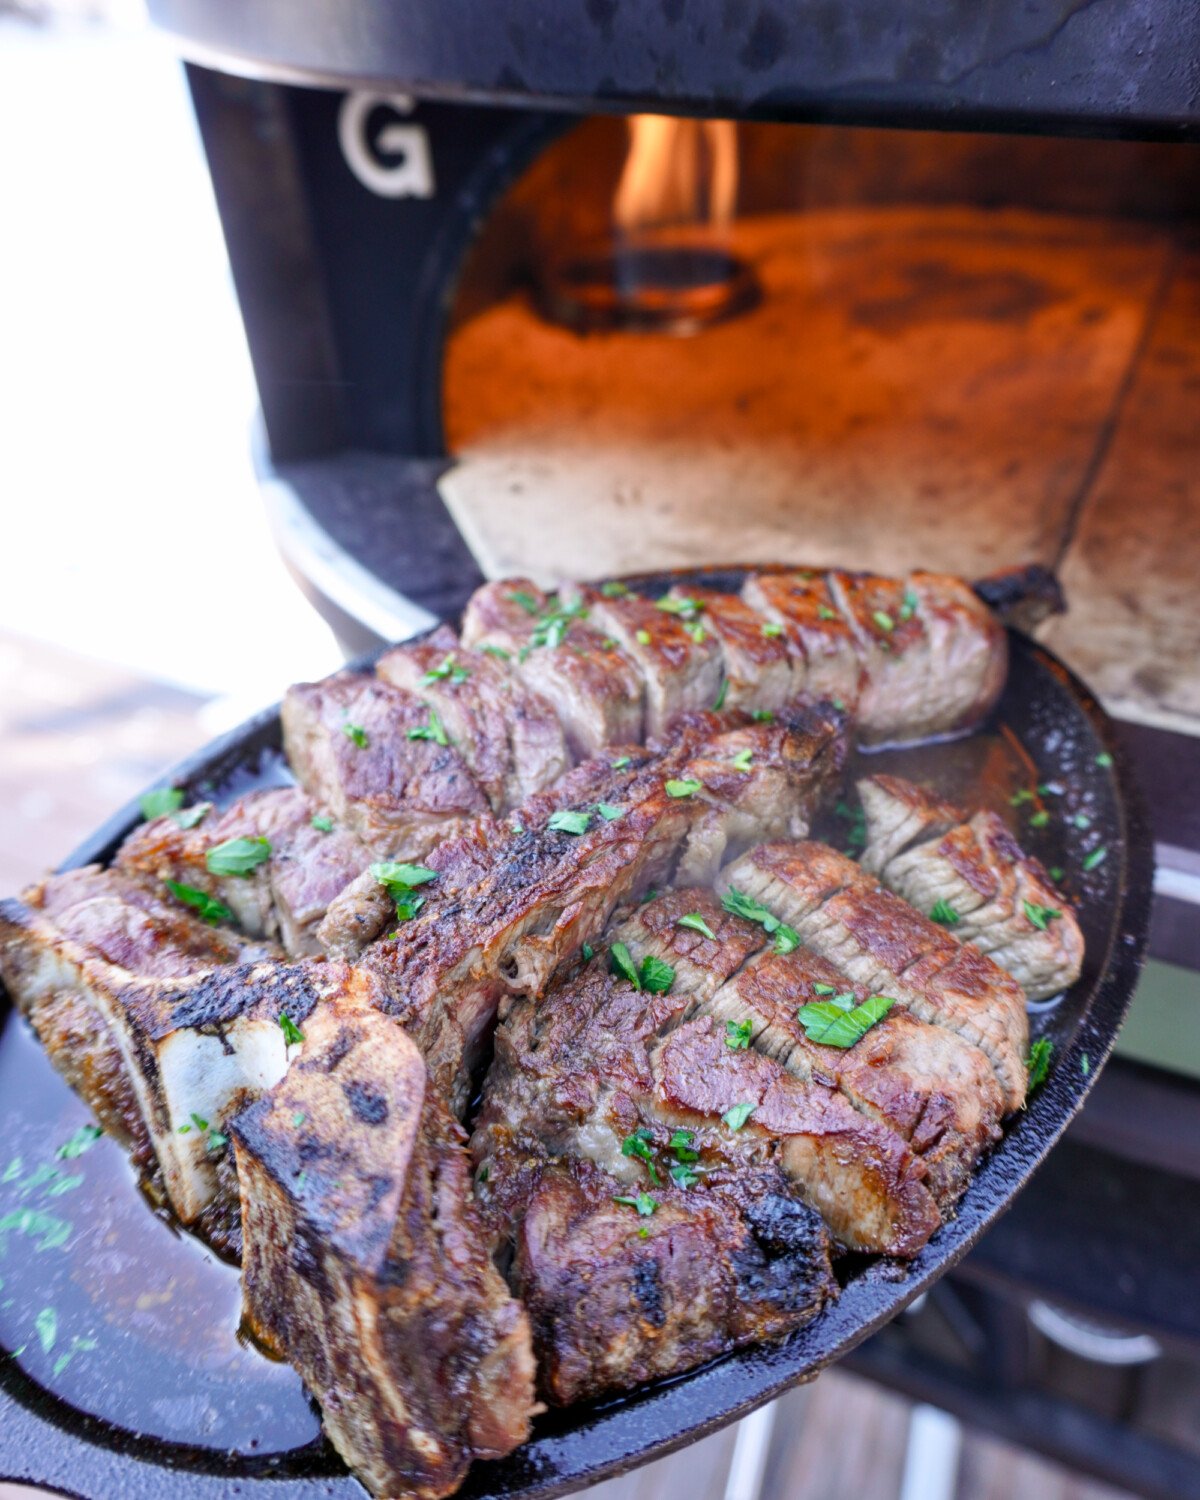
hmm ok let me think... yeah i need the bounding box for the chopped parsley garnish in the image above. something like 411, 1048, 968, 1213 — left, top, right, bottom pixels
206, 1129, 228, 1153
799, 993, 894, 1049
481, 644, 511, 661
621, 1128, 660, 1183
817, 604, 838, 621
1010, 788, 1034, 807
1029, 809, 1050, 828
278, 1013, 305, 1046
56, 1125, 102, 1160
726, 1018, 753, 1050
812, 981, 836, 995
722, 1102, 755, 1131
582, 942, 594, 961
292, 1111, 306, 1128
139, 787, 183, 821
594, 802, 623, 822
206, 836, 271, 877
670, 1161, 700, 1189
613, 1192, 656, 1217
665, 778, 702, 799
656, 595, 699, 617
898, 589, 918, 621
761, 621, 783, 637
872, 610, 895, 633
731, 748, 753, 772
1081, 1053, 1090, 1075
548, 808, 591, 835
509, 590, 541, 615
611, 755, 632, 769
1049, 865, 1065, 883
685, 620, 707, 643
669, 1129, 698, 1161
677, 912, 716, 940
635, 629, 652, 646
311, 814, 334, 832
752, 709, 773, 722
601, 636, 619, 650
530, 599, 586, 650
720, 887, 800, 954
371, 862, 437, 922
1095, 751, 1114, 768
713, 679, 728, 711
1026, 1037, 1053, 1092
343, 723, 369, 748
609, 942, 675, 994
407, 706, 450, 746
164, 881, 233, 926
1023, 900, 1062, 931
420, 654, 470, 686
1074, 813, 1091, 830
640, 955, 676, 993
1038, 782, 1061, 797
929, 899, 960, 926
173, 802, 211, 830
35, 1307, 57, 1354
600, 580, 629, 597
1082, 846, 1108, 872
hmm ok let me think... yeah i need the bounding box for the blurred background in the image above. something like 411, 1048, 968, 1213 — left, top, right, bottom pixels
0, 2, 1190, 1498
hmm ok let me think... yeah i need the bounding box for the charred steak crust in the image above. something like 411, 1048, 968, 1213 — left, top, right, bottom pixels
233, 1000, 535, 1500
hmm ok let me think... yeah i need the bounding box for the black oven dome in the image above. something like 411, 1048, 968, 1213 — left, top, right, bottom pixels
148, 0, 1198, 140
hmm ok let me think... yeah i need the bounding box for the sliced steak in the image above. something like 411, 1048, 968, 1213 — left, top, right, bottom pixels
460, 578, 643, 756
826, 571, 936, 748
741, 569, 864, 711
717, 842, 1029, 1111
233, 999, 535, 1498
859, 774, 961, 876
562, 583, 722, 739
670, 704, 848, 883
697, 944, 1004, 1207
0, 867, 269, 1169
668, 582, 799, 712
907, 570, 1008, 741
118, 786, 373, 956
377, 625, 568, 811
861, 777, 1084, 1000
282, 672, 490, 856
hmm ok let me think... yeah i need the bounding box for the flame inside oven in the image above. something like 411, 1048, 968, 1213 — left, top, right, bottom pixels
536, 115, 760, 336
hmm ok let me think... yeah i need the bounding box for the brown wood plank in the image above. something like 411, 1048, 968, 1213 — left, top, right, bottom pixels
443, 207, 1168, 587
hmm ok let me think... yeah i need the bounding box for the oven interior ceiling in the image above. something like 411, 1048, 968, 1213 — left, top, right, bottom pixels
440, 121, 1200, 739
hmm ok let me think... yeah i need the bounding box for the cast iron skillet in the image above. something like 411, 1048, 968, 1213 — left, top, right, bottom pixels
0, 565, 1154, 1500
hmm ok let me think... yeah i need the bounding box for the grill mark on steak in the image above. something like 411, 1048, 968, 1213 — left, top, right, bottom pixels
232, 998, 535, 1498
859, 775, 1084, 1000
717, 842, 1029, 1111
668, 583, 800, 712
741, 570, 865, 713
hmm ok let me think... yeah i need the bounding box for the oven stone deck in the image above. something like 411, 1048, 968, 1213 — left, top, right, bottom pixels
440, 207, 1200, 739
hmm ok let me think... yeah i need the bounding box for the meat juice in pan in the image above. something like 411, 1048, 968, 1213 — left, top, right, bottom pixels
0, 713, 1085, 1463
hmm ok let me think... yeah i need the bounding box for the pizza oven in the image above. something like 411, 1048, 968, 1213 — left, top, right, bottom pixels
147, 4, 1200, 1494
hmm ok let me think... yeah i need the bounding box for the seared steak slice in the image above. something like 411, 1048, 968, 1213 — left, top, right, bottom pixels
670, 704, 847, 883
860, 776, 1083, 1000
742, 570, 864, 711
859, 774, 961, 876
234, 999, 535, 1498
0, 867, 268, 1167
906, 571, 1008, 741
377, 625, 568, 811
562, 583, 722, 739
508, 1158, 832, 1406
118, 787, 372, 956
460, 578, 643, 755
282, 672, 490, 855
826, 571, 937, 748
697, 944, 1004, 1207
717, 842, 1029, 1111
667, 583, 799, 712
